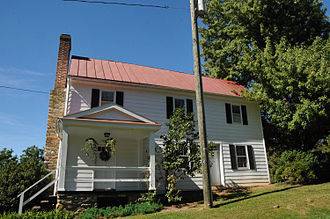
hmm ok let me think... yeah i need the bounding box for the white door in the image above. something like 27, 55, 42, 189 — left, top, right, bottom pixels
209, 145, 221, 186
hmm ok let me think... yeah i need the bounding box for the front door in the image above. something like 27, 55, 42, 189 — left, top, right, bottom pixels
210, 145, 221, 186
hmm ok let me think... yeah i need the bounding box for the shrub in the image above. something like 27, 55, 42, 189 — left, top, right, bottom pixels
313, 137, 330, 182
0, 146, 50, 213
79, 202, 163, 219
271, 150, 318, 184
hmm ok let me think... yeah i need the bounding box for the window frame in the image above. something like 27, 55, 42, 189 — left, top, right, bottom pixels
225, 103, 248, 125
234, 145, 249, 169
231, 105, 242, 124
174, 98, 185, 110
100, 90, 115, 106
166, 96, 194, 119
91, 88, 124, 108
230, 144, 256, 170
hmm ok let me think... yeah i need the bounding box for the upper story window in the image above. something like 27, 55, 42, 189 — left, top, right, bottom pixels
166, 96, 193, 119
229, 145, 256, 170
225, 103, 248, 125
91, 88, 124, 108
175, 98, 185, 109
101, 91, 114, 105
232, 105, 241, 123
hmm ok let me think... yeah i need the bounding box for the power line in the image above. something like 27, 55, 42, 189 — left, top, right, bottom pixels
0, 85, 49, 95
63, 0, 189, 10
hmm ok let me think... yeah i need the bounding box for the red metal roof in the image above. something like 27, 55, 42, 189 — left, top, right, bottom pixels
69, 56, 245, 97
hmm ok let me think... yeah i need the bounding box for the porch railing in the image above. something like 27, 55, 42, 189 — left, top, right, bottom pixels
68, 166, 150, 190
17, 168, 58, 214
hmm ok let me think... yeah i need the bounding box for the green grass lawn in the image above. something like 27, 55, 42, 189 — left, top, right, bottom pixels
130, 182, 330, 219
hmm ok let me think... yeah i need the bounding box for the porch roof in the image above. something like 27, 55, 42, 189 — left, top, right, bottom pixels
60, 117, 161, 131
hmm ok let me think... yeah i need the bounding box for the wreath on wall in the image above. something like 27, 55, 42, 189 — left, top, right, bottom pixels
82, 134, 117, 162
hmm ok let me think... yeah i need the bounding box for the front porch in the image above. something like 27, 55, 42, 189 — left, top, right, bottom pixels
55, 105, 161, 194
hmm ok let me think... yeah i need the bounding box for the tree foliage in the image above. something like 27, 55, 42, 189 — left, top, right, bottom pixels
161, 108, 200, 203
200, 0, 330, 152
200, 0, 329, 86
0, 146, 49, 212
245, 37, 330, 150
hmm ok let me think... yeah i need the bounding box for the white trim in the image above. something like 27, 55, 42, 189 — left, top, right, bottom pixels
149, 134, 156, 190
64, 78, 70, 116
74, 179, 148, 183
219, 144, 225, 186
61, 118, 161, 131
58, 126, 69, 191
233, 145, 250, 169
68, 166, 150, 170
231, 104, 242, 124
99, 90, 116, 106
66, 104, 157, 124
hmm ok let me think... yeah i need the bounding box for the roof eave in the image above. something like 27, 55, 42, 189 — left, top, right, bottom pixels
68, 75, 247, 100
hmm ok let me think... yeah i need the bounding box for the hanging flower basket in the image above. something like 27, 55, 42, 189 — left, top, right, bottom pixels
82, 138, 98, 160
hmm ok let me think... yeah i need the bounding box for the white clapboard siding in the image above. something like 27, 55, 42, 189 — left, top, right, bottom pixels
65, 81, 270, 189
222, 144, 270, 187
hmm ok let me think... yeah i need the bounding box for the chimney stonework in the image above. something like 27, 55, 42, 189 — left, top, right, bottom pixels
45, 34, 71, 170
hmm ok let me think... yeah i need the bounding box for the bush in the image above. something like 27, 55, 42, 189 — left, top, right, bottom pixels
0, 146, 50, 213
1, 209, 75, 219
270, 150, 318, 184
313, 137, 330, 182
79, 202, 163, 219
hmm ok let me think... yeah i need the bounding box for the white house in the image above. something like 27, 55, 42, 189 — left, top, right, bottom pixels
43, 34, 270, 209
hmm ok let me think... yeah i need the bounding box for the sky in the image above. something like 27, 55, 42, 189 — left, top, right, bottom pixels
0, 0, 329, 155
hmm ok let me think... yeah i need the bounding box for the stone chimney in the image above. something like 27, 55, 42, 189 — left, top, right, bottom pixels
45, 34, 71, 170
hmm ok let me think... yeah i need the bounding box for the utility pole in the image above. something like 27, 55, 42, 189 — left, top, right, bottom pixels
189, 0, 213, 208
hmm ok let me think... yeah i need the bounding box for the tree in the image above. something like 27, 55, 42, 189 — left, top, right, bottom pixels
161, 108, 200, 203
0, 146, 49, 212
199, 0, 329, 152
199, 0, 329, 86
244, 37, 330, 151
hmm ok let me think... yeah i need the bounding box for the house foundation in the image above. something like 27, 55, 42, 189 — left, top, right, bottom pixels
57, 191, 145, 211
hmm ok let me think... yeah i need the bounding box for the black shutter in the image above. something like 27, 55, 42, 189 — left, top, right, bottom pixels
241, 105, 248, 125
247, 145, 256, 170
225, 103, 232, 124
91, 89, 100, 108
116, 91, 124, 106
186, 99, 193, 114
229, 144, 237, 170
166, 96, 173, 119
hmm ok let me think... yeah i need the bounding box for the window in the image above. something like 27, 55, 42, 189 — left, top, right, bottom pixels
229, 145, 255, 170
225, 103, 248, 125
166, 97, 194, 119
175, 98, 185, 109
101, 91, 114, 105
232, 105, 241, 123
91, 89, 124, 108
236, 146, 247, 168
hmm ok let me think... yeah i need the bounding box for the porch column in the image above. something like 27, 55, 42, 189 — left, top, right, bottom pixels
148, 134, 156, 190
57, 126, 69, 191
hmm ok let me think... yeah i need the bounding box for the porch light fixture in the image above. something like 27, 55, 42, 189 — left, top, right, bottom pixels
104, 132, 111, 138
